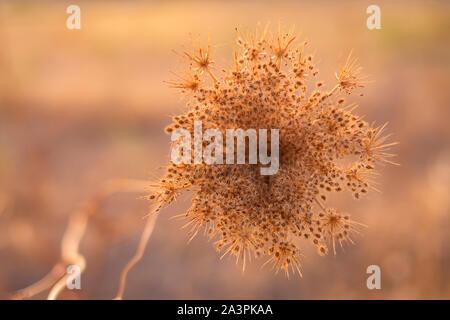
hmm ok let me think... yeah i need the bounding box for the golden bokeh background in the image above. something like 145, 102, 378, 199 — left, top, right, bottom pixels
0, 0, 449, 299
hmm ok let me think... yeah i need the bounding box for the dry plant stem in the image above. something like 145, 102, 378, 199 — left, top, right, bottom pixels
314, 197, 328, 214
47, 207, 90, 300
11, 263, 65, 300
114, 210, 158, 300
12, 179, 148, 300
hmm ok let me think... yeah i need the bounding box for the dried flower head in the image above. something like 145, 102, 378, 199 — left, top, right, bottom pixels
150, 26, 397, 277
335, 51, 369, 94
165, 71, 202, 94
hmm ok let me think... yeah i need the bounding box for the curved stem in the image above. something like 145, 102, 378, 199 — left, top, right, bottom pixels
114, 210, 158, 300
11, 179, 148, 300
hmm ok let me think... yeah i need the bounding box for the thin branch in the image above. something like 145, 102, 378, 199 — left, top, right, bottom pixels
114, 209, 158, 300
314, 197, 328, 214
11, 263, 65, 300
11, 179, 148, 300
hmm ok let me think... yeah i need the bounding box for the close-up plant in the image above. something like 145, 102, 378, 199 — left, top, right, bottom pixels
151, 26, 397, 277
0, 0, 448, 307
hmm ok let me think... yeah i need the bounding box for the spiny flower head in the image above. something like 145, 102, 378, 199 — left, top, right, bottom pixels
149, 26, 397, 277
165, 71, 202, 93
335, 51, 369, 94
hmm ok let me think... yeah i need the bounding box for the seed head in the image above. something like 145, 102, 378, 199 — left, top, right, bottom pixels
150, 26, 397, 277
335, 51, 369, 94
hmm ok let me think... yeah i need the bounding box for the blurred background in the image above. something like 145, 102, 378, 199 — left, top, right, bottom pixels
0, 0, 449, 299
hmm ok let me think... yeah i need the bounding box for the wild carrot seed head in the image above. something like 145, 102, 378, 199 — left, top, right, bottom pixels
151, 26, 397, 277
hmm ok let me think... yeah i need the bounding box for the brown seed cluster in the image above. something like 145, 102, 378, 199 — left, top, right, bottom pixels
150, 26, 397, 277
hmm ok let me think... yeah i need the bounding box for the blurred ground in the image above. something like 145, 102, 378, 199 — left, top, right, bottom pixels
0, 0, 449, 299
